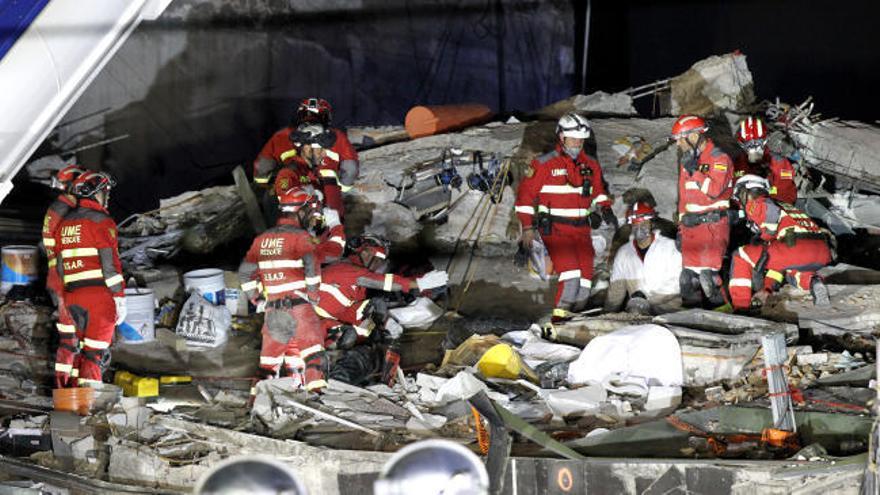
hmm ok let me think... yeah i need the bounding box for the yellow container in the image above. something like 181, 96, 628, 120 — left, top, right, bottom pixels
160, 375, 192, 385
477, 344, 523, 380
114, 371, 160, 397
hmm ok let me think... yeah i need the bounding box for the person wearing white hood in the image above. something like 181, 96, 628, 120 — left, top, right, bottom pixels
604, 201, 683, 315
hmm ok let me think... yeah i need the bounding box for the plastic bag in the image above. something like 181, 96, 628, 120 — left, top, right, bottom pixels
175, 293, 231, 348
388, 297, 443, 330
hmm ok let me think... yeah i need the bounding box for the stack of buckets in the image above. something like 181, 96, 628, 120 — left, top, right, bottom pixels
183, 268, 226, 305
1, 245, 39, 295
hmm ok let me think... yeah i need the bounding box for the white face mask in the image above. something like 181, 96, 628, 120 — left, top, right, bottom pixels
564, 146, 581, 159
746, 149, 764, 163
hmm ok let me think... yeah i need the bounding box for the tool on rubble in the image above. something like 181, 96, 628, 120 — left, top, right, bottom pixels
389, 148, 464, 222
634, 139, 674, 180
465, 151, 509, 204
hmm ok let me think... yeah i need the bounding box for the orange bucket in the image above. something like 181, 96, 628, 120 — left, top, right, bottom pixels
53, 387, 95, 416
405, 104, 493, 139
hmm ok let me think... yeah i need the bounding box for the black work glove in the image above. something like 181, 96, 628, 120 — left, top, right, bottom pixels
588, 211, 602, 229
601, 207, 619, 229
336, 325, 358, 350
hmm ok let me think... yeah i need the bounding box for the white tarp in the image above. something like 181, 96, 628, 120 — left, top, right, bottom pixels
566, 324, 683, 387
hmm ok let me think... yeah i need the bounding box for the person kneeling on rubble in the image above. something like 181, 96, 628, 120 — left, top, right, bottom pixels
604, 201, 682, 315
728, 175, 833, 312
515, 113, 616, 322
316, 235, 448, 386
54, 171, 125, 388
238, 187, 327, 394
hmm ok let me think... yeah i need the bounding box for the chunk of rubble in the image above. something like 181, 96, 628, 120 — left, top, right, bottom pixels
532, 91, 637, 119
667, 51, 756, 116
791, 120, 880, 193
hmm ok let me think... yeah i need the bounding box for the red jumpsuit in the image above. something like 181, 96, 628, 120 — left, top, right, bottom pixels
515, 145, 611, 317
255, 127, 358, 198
238, 218, 327, 392
677, 139, 733, 305
729, 197, 831, 310
734, 151, 797, 205
42, 194, 79, 383
55, 199, 125, 386
274, 151, 350, 216
315, 260, 415, 346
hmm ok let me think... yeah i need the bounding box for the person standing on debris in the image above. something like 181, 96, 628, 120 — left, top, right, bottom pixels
515, 113, 615, 322
274, 122, 351, 217
671, 115, 734, 308
734, 116, 798, 205
254, 97, 358, 193
238, 187, 327, 393
54, 171, 125, 387
43, 165, 83, 388
315, 235, 448, 386
604, 202, 682, 315
728, 175, 832, 311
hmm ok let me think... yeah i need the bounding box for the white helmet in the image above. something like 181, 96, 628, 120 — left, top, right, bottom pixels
195, 456, 308, 495
733, 174, 770, 197
374, 439, 489, 495
556, 113, 592, 139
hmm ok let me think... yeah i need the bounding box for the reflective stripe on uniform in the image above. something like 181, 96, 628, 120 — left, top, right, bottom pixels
340, 184, 353, 192
78, 378, 102, 386
330, 236, 345, 247
264, 281, 307, 294
324, 149, 340, 162
684, 181, 700, 190
354, 324, 372, 337
592, 194, 609, 204
319, 283, 353, 307
558, 269, 581, 281
355, 300, 371, 320
43, 238, 56, 247
55, 363, 73, 373
48, 259, 57, 268
700, 178, 711, 194
305, 276, 321, 286
540, 184, 582, 194
320, 169, 338, 179
83, 338, 109, 350
301, 345, 324, 359
61, 248, 98, 258
738, 247, 756, 267
63, 269, 104, 283
514, 205, 535, 215
579, 278, 592, 288
284, 355, 305, 368
241, 280, 261, 291
729, 278, 752, 287
549, 208, 590, 217
279, 149, 297, 162
105, 274, 124, 288
260, 355, 283, 366
314, 306, 333, 318
71, 368, 79, 378
383, 274, 394, 291
552, 308, 571, 318
766, 269, 784, 283
259, 260, 304, 269
57, 323, 76, 334
684, 200, 729, 213
254, 176, 271, 184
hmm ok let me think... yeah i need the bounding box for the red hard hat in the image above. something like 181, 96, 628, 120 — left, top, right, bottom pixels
71, 171, 115, 199
736, 116, 767, 143
670, 115, 707, 141
52, 165, 84, 190
296, 97, 332, 126
625, 201, 656, 224
277, 187, 313, 213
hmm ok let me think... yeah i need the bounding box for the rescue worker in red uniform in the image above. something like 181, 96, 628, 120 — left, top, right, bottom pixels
315, 235, 447, 385
238, 188, 327, 393
671, 115, 734, 308
274, 123, 350, 216
733, 116, 798, 204
515, 113, 615, 321
301, 189, 346, 264
728, 175, 832, 311
55, 171, 126, 387
43, 165, 83, 388
253, 97, 359, 194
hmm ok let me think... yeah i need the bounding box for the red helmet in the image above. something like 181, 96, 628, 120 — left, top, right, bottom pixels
52, 165, 84, 190
736, 116, 767, 143
625, 202, 656, 224
670, 115, 707, 141
277, 187, 313, 213
296, 97, 332, 126
71, 171, 115, 199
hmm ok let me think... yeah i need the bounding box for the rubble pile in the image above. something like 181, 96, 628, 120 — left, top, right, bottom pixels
3, 51, 880, 493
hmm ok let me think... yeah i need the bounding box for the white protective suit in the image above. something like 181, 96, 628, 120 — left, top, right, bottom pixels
606, 231, 682, 311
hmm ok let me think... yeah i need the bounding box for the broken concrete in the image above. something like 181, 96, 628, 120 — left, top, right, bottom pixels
791, 120, 880, 194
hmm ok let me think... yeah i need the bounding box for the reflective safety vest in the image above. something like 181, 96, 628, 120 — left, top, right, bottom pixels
677, 139, 733, 216
745, 195, 822, 243
42, 193, 77, 294
239, 219, 320, 301
55, 199, 125, 296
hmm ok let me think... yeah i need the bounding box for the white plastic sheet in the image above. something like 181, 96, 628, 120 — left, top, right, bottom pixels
388, 297, 443, 330
566, 324, 683, 387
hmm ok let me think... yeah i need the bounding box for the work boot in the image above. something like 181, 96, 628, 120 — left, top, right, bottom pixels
811, 278, 831, 307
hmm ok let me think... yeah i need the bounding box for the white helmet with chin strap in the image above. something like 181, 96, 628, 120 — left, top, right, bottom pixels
556, 113, 592, 139
374, 439, 489, 495
733, 174, 770, 197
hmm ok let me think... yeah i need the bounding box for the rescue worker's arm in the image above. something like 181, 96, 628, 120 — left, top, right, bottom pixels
95, 218, 125, 297
302, 241, 321, 301
315, 209, 345, 263
702, 154, 734, 199
603, 249, 629, 312
587, 160, 612, 210
254, 137, 280, 186
354, 269, 414, 293
238, 240, 262, 301
333, 130, 359, 191
514, 161, 540, 233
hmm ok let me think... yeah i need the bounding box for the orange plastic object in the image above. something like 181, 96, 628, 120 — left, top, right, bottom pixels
405, 104, 493, 139
53, 387, 95, 416
471, 407, 490, 455
761, 428, 799, 450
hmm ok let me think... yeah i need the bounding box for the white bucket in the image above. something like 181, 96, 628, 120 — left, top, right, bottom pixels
118, 288, 155, 344
183, 269, 226, 305
1, 245, 39, 294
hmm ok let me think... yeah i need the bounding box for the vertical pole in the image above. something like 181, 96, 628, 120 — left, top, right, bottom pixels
494, 0, 506, 113
762, 333, 796, 432
580, 0, 592, 94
